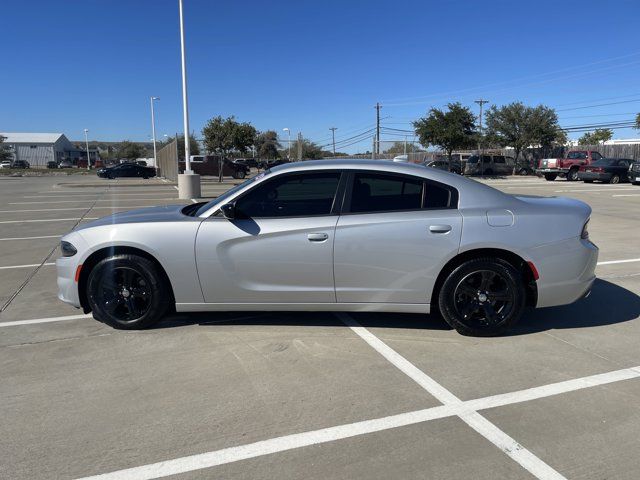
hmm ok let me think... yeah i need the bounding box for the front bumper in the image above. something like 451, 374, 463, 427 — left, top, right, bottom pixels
578, 172, 610, 182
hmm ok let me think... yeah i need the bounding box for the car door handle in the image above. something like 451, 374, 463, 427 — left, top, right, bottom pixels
307, 233, 329, 242
429, 225, 452, 234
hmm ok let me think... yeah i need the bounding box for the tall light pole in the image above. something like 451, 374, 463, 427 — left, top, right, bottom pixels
177, 0, 200, 199
329, 127, 337, 157
150, 96, 159, 168
83, 129, 90, 170
283, 128, 291, 160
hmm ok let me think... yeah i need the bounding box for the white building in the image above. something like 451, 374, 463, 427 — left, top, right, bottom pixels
0, 132, 98, 167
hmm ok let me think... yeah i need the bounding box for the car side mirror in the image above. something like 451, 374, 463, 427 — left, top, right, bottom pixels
220, 202, 236, 220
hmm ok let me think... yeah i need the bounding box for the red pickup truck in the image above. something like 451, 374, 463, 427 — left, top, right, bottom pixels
536, 150, 604, 181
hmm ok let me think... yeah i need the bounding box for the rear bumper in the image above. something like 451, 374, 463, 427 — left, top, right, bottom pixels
578, 172, 610, 182
530, 237, 598, 308
536, 168, 564, 175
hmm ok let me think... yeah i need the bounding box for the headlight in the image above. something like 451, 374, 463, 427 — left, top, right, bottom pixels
581, 219, 590, 240
61, 241, 77, 257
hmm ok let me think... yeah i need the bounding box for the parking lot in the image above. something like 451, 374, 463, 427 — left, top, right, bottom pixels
1, 173, 639, 480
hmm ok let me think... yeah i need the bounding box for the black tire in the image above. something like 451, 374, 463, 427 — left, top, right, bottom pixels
517, 168, 528, 176
87, 254, 171, 330
544, 174, 557, 181
438, 257, 526, 337
567, 168, 579, 181
609, 174, 620, 184
233, 170, 246, 179
142, 176, 149, 180
484, 169, 493, 176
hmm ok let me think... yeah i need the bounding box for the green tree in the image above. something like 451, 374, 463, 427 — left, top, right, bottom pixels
413, 102, 477, 164
0, 136, 13, 162
383, 141, 420, 155
255, 130, 281, 159
202, 116, 257, 180
578, 128, 613, 145
289, 138, 323, 160
485, 102, 561, 162
164, 134, 200, 160
116, 141, 146, 160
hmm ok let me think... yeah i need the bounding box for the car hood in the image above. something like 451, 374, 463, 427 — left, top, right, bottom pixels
74, 204, 199, 230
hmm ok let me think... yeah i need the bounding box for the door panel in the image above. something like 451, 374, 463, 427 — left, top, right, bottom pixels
334, 210, 462, 304
195, 216, 338, 303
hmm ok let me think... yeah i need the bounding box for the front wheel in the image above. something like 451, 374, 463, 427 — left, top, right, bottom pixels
567, 169, 580, 181
609, 174, 620, 184
233, 170, 246, 179
87, 254, 171, 329
438, 258, 526, 336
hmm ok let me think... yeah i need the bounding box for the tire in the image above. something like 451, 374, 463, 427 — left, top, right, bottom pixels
438, 257, 526, 337
567, 168, 580, 181
233, 170, 246, 179
544, 174, 557, 181
87, 254, 171, 330
609, 174, 620, 184
142, 176, 149, 180
517, 168, 528, 176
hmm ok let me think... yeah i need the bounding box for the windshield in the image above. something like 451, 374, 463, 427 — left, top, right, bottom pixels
467, 155, 479, 164
195, 170, 270, 216
567, 151, 587, 159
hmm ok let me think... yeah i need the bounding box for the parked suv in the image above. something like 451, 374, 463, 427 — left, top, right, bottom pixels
11, 160, 30, 169
463, 154, 514, 176
629, 161, 640, 185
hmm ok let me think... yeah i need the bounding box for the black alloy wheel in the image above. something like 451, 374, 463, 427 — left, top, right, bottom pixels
87, 254, 170, 329
438, 258, 526, 336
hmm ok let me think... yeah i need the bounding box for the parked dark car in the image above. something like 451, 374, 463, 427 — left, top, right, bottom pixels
97, 163, 156, 179
629, 161, 640, 185
423, 159, 462, 174
179, 155, 249, 179
578, 158, 632, 184
12, 160, 30, 169
47, 161, 58, 169
58, 160, 74, 168
258, 158, 289, 170
232, 158, 260, 169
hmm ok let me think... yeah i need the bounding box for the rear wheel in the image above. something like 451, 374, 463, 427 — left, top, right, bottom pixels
87, 254, 171, 329
438, 258, 526, 336
567, 168, 580, 181
609, 174, 620, 184
544, 173, 557, 181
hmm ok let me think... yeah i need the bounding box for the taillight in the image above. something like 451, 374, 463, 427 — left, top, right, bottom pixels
592, 167, 604, 172
581, 219, 590, 240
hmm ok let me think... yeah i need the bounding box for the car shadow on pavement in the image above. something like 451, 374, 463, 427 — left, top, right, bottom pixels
155, 279, 639, 335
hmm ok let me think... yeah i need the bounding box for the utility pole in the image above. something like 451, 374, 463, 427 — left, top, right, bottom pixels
297, 132, 303, 161
404, 135, 407, 155
475, 99, 489, 175
329, 127, 337, 157
375, 102, 381, 155
150, 96, 159, 169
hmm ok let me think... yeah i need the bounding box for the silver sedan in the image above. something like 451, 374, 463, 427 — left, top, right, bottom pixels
57, 160, 598, 336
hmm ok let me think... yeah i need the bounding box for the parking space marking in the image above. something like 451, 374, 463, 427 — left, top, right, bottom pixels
0, 206, 151, 213
9, 199, 179, 204
0, 234, 61, 241
597, 258, 640, 266
0, 314, 91, 327
338, 313, 565, 480
73, 354, 640, 480
0, 262, 55, 270
0, 217, 98, 224
555, 187, 638, 193
613, 194, 640, 197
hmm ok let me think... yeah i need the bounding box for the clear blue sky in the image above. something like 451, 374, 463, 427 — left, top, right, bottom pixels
2, 0, 640, 152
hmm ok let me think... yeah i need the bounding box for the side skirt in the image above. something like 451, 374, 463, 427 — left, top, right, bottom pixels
175, 302, 430, 314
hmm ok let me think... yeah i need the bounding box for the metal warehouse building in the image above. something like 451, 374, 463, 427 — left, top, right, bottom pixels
0, 132, 98, 167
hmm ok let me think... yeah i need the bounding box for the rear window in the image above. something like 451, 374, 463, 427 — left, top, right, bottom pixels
567, 151, 587, 159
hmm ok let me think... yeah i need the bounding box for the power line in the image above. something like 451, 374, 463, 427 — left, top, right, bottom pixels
556, 98, 640, 112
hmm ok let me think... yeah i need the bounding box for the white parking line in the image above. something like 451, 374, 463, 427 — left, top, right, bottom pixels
555, 188, 638, 193
597, 258, 640, 266
0, 217, 98, 224
0, 234, 61, 241
612, 194, 640, 197
74, 359, 640, 480
338, 313, 565, 480
23, 193, 177, 198
0, 262, 55, 270
0, 314, 91, 327
9, 199, 178, 204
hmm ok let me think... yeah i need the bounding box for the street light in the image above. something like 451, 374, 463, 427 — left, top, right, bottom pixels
150, 96, 159, 168
83, 129, 90, 170
283, 127, 291, 160
177, 0, 201, 199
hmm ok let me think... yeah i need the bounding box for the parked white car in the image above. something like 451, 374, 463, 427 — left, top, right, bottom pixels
0, 160, 12, 169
